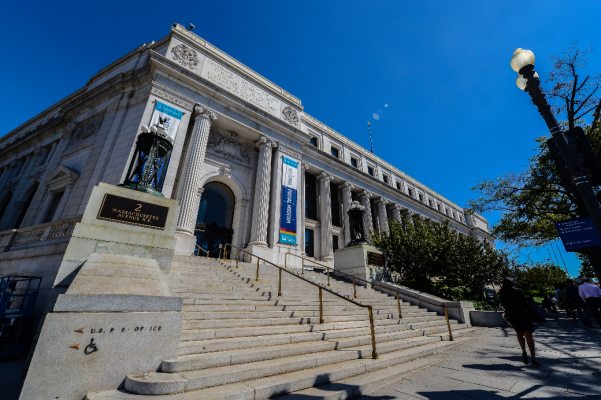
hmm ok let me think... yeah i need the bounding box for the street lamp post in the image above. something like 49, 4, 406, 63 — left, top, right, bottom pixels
511, 48, 601, 278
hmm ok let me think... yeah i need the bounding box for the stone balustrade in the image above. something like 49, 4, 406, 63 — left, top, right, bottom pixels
10, 216, 81, 247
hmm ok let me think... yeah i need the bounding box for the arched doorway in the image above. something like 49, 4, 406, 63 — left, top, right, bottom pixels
195, 182, 235, 257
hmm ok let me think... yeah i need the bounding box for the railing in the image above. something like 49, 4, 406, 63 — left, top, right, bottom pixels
222, 243, 378, 359
195, 244, 210, 258
284, 253, 453, 341
12, 216, 81, 247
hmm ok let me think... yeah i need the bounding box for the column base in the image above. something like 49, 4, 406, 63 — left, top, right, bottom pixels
321, 256, 334, 262
174, 231, 197, 256
247, 240, 268, 247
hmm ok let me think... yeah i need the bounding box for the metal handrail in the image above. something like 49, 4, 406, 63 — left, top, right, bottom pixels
284, 252, 453, 341
195, 244, 210, 258
222, 243, 378, 359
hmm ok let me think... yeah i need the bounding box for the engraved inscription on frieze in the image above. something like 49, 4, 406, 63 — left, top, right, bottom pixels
202, 58, 280, 117
207, 126, 252, 166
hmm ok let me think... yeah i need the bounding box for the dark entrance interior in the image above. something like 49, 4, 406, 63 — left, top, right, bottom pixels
194, 182, 235, 258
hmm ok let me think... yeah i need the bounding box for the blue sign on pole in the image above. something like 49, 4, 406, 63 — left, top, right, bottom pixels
555, 217, 601, 252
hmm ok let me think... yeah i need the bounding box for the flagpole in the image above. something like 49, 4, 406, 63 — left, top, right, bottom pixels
367, 121, 374, 154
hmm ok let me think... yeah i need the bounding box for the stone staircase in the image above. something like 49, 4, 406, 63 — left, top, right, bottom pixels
86, 254, 478, 400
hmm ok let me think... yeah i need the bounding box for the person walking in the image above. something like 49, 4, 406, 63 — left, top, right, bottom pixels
566, 279, 593, 328
578, 277, 601, 328
500, 278, 540, 366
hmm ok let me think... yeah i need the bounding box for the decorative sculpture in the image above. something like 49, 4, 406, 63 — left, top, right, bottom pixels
119, 120, 173, 196
347, 200, 368, 246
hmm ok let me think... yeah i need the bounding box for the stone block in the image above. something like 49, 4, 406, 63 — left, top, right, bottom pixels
151, 247, 175, 270
469, 310, 510, 327
19, 311, 183, 400
54, 294, 183, 312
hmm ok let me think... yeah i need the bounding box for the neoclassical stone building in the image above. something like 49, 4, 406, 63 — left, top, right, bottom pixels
0, 24, 491, 334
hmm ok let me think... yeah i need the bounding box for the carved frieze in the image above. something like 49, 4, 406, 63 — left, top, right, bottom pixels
206, 126, 252, 167
72, 117, 104, 143
150, 87, 194, 111
282, 106, 299, 126
171, 44, 199, 70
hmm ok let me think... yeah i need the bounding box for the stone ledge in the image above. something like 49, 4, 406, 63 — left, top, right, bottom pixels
54, 294, 183, 312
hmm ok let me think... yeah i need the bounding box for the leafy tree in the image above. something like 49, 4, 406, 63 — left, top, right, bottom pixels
467, 42, 601, 278
370, 218, 508, 301
519, 262, 568, 294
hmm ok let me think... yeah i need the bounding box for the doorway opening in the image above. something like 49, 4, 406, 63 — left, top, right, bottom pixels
194, 182, 235, 258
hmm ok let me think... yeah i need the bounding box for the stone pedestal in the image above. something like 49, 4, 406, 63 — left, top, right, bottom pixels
333, 244, 386, 286
20, 184, 184, 400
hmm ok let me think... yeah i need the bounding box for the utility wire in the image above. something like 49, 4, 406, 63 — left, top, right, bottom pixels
553, 240, 570, 275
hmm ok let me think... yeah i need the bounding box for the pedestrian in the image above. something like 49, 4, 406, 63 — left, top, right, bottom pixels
565, 279, 593, 328
557, 283, 577, 320
499, 278, 540, 366
578, 277, 601, 328
541, 294, 558, 313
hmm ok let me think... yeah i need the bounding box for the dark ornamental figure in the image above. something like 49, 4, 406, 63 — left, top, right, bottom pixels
348, 200, 368, 246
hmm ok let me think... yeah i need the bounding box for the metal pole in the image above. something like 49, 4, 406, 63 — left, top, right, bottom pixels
396, 292, 402, 319
523, 64, 601, 279
554, 240, 570, 275
302, 259, 304, 275
368, 307, 378, 359
236, 249, 239, 268
256, 258, 260, 281
353, 277, 357, 298
367, 121, 374, 154
278, 268, 282, 297
443, 305, 453, 341
327, 268, 330, 286
319, 287, 324, 324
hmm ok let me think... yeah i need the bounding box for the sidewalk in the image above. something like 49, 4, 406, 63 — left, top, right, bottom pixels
0, 358, 27, 400
361, 312, 601, 399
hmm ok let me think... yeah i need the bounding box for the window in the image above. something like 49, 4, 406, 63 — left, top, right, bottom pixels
437, 204, 441, 211
408, 188, 413, 197
419, 193, 424, 202
330, 182, 341, 227
351, 157, 358, 168
331, 147, 339, 158
305, 229, 314, 257
351, 191, 359, 202
332, 235, 339, 251
309, 137, 318, 147
396, 182, 401, 190
367, 166, 374, 176
382, 175, 389, 184
305, 172, 318, 220
429, 199, 433, 207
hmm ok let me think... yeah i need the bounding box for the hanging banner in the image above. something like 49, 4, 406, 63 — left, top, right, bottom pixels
150, 101, 183, 141
280, 157, 298, 245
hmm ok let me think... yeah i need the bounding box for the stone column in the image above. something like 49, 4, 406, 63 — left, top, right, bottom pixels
175, 105, 218, 236
248, 136, 278, 247
318, 172, 334, 262
338, 181, 354, 247
358, 190, 373, 232
300, 162, 310, 255
375, 198, 389, 234
390, 203, 402, 222
401, 208, 414, 224
53, 184, 74, 221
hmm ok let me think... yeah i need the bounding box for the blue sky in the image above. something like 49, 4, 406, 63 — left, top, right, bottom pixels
2, 1, 601, 276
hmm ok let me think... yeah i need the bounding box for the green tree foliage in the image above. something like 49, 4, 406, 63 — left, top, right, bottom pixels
370, 218, 508, 301
467, 43, 601, 278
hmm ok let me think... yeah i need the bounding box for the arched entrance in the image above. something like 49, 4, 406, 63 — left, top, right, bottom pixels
195, 182, 235, 257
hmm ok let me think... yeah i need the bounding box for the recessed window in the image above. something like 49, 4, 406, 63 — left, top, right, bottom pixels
367, 166, 374, 176
408, 188, 413, 197
309, 137, 318, 147
383, 175, 389, 184
419, 193, 424, 202
331, 147, 339, 158
396, 182, 401, 190
437, 204, 441, 211
429, 199, 433, 207
351, 157, 358, 168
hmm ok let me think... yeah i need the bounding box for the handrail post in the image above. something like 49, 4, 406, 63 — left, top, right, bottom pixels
302, 259, 304, 275
256, 258, 260, 281
278, 268, 282, 297
236, 249, 239, 268
319, 287, 324, 324
353, 277, 357, 298
443, 305, 453, 341
368, 307, 378, 359
396, 292, 402, 319
327, 268, 330, 287
285, 253, 287, 269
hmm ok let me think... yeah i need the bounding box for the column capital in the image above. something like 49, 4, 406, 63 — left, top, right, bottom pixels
193, 104, 218, 121
256, 135, 278, 149
338, 181, 354, 190
390, 203, 402, 211
317, 171, 333, 182
359, 189, 371, 199
301, 162, 311, 171
375, 197, 388, 205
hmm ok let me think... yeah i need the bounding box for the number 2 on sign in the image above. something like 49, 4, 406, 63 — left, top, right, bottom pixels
135, 204, 142, 212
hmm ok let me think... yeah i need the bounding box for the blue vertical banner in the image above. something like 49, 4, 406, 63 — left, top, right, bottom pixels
150, 101, 183, 142
280, 157, 298, 244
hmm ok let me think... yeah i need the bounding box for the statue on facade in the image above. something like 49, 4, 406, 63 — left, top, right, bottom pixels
348, 200, 368, 246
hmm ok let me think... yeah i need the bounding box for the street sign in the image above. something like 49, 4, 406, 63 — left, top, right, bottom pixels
555, 217, 601, 252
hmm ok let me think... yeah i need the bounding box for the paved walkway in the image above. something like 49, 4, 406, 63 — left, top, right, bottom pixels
360, 312, 601, 399
0, 358, 27, 400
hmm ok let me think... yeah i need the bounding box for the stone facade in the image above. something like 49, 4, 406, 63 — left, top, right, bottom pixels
0, 24, 492, 349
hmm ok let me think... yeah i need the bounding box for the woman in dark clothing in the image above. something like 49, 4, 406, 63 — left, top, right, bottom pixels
499, 278, 540, 366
